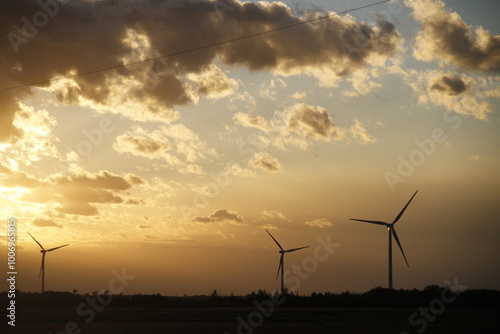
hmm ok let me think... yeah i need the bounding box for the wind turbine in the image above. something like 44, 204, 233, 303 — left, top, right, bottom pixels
350, 190, 418, 289
265, 229, 309, 294
27, 232, 69, 293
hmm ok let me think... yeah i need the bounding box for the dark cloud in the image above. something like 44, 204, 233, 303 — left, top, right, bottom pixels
57, 186, 123, 204
121, 135, 171, 154
127, 174, 145, 186
193, 209, 244, 225
287, 103, 335, 140
0, 0, 400, 141
0, 93, 23, 142
59, 170, 143, 190
408, 0, 500, 72
49, 170, 143, 215
250, 152, 281, 172
126, 199, 145, 205
13, 170, 144, 216
193, 216, 211, 223
431, 75, 467, 96
32, 218, 61, 228
56, 202, 98, 216
0, 162, 40, 188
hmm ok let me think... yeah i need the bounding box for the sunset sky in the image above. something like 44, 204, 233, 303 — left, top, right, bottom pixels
1, 0, 499, 296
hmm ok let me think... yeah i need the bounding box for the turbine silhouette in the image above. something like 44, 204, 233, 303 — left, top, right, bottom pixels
265, 229, 309, 294
350, 190, 418, 289
28, 232, 69, 293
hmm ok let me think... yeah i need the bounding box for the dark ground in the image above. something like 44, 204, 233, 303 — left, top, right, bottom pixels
6, 306, 500, 334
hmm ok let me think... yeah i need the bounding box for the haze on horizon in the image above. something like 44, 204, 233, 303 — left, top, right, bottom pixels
0, 0, 499, 296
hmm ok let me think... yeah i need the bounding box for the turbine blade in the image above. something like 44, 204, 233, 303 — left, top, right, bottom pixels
350, 219, 388, 227
275, 254, 283, 280
266, 229, 284, 251
392, 190, 418, 224
392, 228, 409, 267
46, 244, 69, 252
285, 246, 310, 253
39, 253, 45, 279
27, 232, 45, 251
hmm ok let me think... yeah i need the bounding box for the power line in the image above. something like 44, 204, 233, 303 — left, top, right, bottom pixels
0, 0, 390, 93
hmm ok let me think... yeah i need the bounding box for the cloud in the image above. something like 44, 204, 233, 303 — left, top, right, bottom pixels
50, 171, 143, 215
113, 124, 216, 174
233, 101, 382, 154
233, 112, 270, 131
16, 170, 144, 216
0, 93, 22, 142
214, 230, 236, 240
218, 4, 400, 77
56, 202, 99, 216
118, 135, 171, 155
114, 128, 172, 160
0, 104, 62, 171
286, 103, 337, 140
261, 210, 288, 221
0, 0, 400, 142
0, 163, 11, 174
259, 78, 287, 99
342, 68, 383, 97
349, 120, 377, 144
234, 103, 377, 151
291, 91, 307, 99
0, 163, 40, 188
193, 209, 245, 226
404, 69, 496, 120
126, 199, 145, 205
32, 218, 61, 228
223, 162, 256, 178
187, 64, 239, 99
467, 155, 482, 161
304, 218, 333, 229
406, 0, 500, 72
430, 75, 468, 96
249, 152, 282, 172
49, 76, 183, 124
61, 170, 143, 190
257, 224, 278, 230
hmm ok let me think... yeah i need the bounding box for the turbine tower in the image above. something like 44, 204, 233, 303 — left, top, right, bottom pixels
350, 190, 418, 289
28, 232, 69, 293
265, 229, 309, 294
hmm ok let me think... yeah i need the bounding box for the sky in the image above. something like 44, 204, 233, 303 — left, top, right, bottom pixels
0, 0, 499, 296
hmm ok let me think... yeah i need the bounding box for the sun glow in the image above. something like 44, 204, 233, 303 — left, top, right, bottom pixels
0, 186, 46, 214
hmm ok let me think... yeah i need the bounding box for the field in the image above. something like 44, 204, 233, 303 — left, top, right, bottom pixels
10, 306, 500, 334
